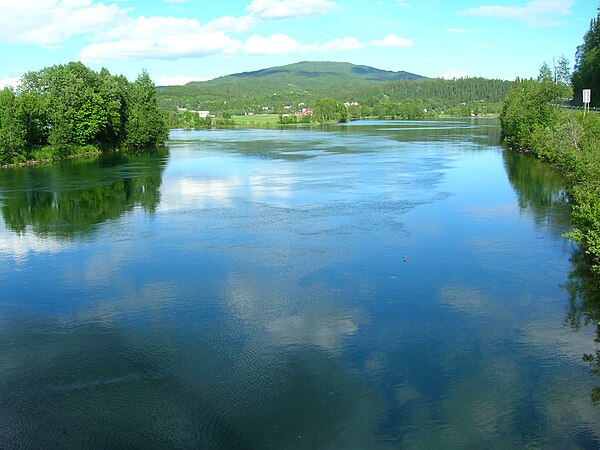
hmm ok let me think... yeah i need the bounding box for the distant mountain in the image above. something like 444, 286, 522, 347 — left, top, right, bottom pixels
157, 61, 511, 117
218, 61, 424, 83
157, 61, 425, 113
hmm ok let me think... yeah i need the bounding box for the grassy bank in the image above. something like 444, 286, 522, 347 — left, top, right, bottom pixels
0, 144, 103, 169
501, 79, 600, 274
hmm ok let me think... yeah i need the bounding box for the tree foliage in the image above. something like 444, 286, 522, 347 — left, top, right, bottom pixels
501, 77, 600, 274
314, 98, 348, 123
0, 63, 168, 165
572, 5, 600, 105
500, 78, 563, 151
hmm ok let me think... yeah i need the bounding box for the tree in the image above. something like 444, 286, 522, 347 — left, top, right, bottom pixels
97, 68, 128, 145
2, 62, 168, 162
500, 79, 562, 151
572, 5, 600, 105
17, 93, 48, 147
124, 70, 168, 149
314, 98, 348, 123
554, 55, 571, 86
21, 62, 109, 146
0, 88, 26, 163
538, 62, 553, 82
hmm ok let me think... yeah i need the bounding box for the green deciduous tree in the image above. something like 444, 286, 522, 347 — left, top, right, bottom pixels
314, 98, 348, 123
0, 88, 27, 163
2, 63, 168, 162
538, 62, 553, 82
500, 78, 563, 152
124, 70, 168, 150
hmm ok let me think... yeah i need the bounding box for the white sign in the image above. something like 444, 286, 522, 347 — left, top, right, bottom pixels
583, 89, 591, 104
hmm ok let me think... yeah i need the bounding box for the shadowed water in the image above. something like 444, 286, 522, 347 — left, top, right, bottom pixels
0, 119, 599, 448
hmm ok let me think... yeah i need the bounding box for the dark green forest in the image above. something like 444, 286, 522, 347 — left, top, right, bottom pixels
157, 61, 511, 122
572, 7, 600, 105
0, 62, 168, 165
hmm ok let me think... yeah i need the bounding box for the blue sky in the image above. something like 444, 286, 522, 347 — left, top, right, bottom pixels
0, 0, 596, 87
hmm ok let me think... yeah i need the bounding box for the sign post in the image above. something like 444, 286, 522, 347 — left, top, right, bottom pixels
583, 89, 591, 116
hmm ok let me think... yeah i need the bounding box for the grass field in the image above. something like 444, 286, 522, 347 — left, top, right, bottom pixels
232, 114, 281, 126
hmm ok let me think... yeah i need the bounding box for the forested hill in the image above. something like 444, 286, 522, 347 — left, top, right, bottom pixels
157, 61, 512, 116
213, 61, 423, 84
158, 61, 423, 113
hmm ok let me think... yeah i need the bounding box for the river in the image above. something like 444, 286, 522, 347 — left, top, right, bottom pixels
0, 119, 599, 448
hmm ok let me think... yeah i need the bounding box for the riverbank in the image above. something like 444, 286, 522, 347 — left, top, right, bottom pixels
0, 144, 169, 169
0, 145, 103, 169
168, 114, 500, 130
501, 79, 600, 274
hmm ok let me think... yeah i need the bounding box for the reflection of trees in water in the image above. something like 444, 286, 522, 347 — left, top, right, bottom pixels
504, 149, 600, 404
503, 150, 571, 237
333, 119, 502, 146
0, 151, 167, 240
565, 249, 600, 404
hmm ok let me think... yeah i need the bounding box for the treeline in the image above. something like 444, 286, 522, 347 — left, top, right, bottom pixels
0, 62, 168, 165
158, 75, 511, 119
501, 79, 600, 275
572, 7, 600, 105
354, 77, 510, 106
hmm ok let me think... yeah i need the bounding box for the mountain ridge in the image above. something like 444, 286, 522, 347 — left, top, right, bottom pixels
205, 61, 425, 84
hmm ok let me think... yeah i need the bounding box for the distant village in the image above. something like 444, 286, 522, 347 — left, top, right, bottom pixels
177, 101, 361, 118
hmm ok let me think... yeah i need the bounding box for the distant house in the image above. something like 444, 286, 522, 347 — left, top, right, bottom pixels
295, 108, 314, 116
197, 111, 210, 118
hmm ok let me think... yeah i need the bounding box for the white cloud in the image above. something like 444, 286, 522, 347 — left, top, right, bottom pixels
0, 77, 20, 90
371, 34, 413, 48
321, 37, 365, 51
159, 177, 244, 211
0, 0, 129, 45
204, 15, 258, 33
245, 33, 412, 55
440, 70, 468, 79
0, 0, 410, 64
395, 0, 411, 7
246, 0, 336, 19
461, 0, 574, 26
245, 34, 306, 55
0, 229, 69, 261
80, 16, 242, 62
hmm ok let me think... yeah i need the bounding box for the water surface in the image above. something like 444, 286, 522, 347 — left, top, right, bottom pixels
1, 119, 599, 448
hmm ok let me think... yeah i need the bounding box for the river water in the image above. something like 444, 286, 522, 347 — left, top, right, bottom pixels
1, 119, 599, 448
